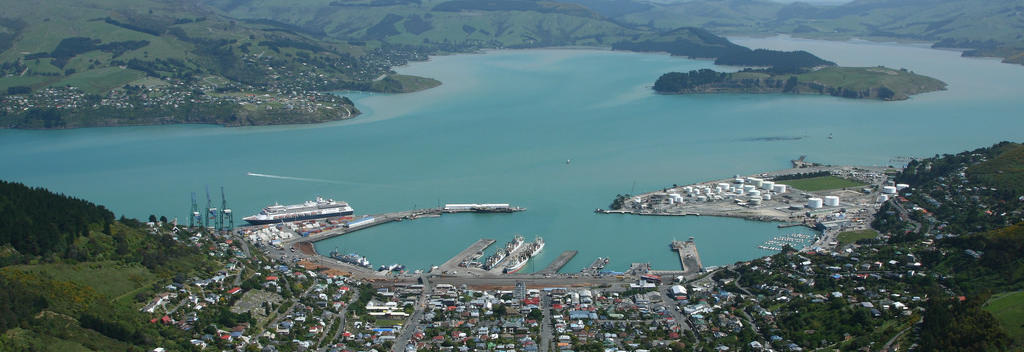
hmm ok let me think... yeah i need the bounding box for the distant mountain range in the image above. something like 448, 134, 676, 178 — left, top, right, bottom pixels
0, 0, 842, 129
599, 0, 1024, 64
0, 0, 1007, 128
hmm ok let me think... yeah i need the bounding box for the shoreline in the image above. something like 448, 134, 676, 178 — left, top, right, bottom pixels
6, 37, 976, 131
600, 163, 895, 252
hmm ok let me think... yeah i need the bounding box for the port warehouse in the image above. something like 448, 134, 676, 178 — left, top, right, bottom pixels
345, 216, 375, 228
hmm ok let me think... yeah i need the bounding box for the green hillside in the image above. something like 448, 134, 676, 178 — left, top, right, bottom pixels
0, 180, 220, 350
202, 0, 639, 48
616, 0, 1024, 65
0, 0, 841, 128
653, 66, 946, 101
968, 142, 1024, 192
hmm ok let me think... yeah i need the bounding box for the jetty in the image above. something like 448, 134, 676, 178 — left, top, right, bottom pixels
581, 257, 610, 275
438, 239, 496, 273
538, 250, 577, 275
442, 203, 526, 213
671, 238, 704, 276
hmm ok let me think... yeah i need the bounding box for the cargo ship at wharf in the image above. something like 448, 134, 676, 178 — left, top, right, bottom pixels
482, 235, 525, 270
243, 197, 353, 225
329, 248, 372, 269
503, 237, 545, 274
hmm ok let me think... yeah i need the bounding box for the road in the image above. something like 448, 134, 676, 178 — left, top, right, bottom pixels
269, 284, 316, 329
889, 198, 924, 233
657, 285, 692, 333
540, 293, 553, 352
392, 275, 432, 352
881, 318, 919, 351
320, 288, 360, 350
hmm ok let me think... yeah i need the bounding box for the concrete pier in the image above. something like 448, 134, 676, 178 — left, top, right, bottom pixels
438, 239, 495, 272
581, 257, 610, 275
538, 250, 577, 274
671, 237, 703, 276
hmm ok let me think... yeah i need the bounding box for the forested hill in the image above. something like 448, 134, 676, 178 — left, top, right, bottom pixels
0, 180, 114, 258
0, 180, 217, 350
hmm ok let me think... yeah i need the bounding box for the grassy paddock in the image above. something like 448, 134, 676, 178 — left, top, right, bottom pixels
10, 261, 156, 299
781, 175, 865, 191
836, 229, 879, 246
984, 290, 1024, 346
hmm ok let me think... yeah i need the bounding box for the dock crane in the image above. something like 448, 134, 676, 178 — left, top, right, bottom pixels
205, 186, 218, 229
219, 186, 234, 231
190, 192, 201, 228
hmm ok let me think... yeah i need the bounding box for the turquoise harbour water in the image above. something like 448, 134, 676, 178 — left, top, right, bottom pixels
2, 37, 1023, 272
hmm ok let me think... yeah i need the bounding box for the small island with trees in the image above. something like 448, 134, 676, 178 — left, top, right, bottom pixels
653, 67, 946, 101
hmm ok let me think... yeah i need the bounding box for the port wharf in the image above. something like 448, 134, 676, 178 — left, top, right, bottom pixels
598, 163, 893, 251
672, 238, 704, 276
245, 203, 526, 246
538, 250, 578, 275
243, 162, 888, 290
597, 164, 890, 221
437, 239, 496, 273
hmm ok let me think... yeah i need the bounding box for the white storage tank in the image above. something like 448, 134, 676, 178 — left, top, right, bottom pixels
718, 183, 730, 190
824, 196, 840, 206
772, 184, 787, 193
882, 186, 898, 194
749, 197, 762, 205
683, 186, 693, 193
743, 185, 756, 192
748, 190, 761, 197
747, 177, 763, 186
734, 178, 745, 184
763, 194, 772, 201
762, 181, 775, 190
807, 197, 823, 209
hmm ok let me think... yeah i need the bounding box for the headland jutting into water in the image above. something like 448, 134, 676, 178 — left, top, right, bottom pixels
233, 158, 896, 288
597, 160, 897, 252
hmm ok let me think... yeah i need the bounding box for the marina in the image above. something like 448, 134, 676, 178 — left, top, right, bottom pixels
756, 233, 819, 251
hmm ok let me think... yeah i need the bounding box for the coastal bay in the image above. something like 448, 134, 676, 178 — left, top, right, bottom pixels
1, 37, 1023, 272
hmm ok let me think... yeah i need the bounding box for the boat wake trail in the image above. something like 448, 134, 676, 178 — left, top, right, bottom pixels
247, 172, 392, 188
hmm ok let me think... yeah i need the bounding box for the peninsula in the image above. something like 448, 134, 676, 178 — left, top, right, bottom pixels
653, 67, 946, 100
